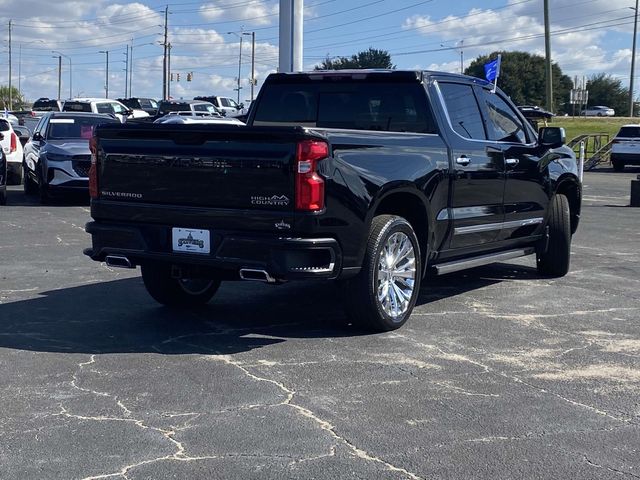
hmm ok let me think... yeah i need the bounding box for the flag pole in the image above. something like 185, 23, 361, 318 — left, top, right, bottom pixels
492, 54, 502, 93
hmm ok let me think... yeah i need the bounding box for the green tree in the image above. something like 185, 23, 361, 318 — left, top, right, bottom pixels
0, 85, 24, 110
315, 48, 395, 70
464, 51, 573, 114
585, 73, 629, 116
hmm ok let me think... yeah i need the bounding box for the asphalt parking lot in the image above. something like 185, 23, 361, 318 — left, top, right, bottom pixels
1, 168, 639, 480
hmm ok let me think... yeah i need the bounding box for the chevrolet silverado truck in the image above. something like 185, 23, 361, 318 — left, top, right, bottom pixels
84, 70, 581, 331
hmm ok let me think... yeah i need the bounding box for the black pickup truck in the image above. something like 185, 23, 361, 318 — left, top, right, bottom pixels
85, 70, 581, 331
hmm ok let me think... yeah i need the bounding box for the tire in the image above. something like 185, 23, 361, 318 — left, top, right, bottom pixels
38, 169, 50, 204
342, 215, 422, 332
537, 194, 571, 277
611, 159, 625, 172
0, 188, 6, 205
141, 263, 221, 307
23, 163, 37, 195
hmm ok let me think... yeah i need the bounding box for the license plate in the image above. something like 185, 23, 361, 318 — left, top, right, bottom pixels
171, 228, 210, 254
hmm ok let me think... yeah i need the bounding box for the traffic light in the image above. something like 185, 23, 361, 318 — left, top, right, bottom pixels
170, 73, 174, 81
176, 73, 180, 82
187, 72, 193, 82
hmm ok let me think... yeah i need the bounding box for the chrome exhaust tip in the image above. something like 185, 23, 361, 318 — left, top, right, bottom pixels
105, 255, 134, 269
239, 268, 276, 283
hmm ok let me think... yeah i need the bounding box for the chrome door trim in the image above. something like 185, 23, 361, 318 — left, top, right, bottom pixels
454, 217, 543, 235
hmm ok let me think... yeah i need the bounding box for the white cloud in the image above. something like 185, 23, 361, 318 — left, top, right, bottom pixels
198, 0, 278, 26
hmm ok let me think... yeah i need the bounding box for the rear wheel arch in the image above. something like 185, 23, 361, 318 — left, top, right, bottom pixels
369, 189, 431, 277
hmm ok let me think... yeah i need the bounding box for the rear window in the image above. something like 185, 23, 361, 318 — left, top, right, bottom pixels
33, 100, 60, 111
0, 120, 10, 132
63, 102, 92, 113
616, 127, 640, 138
160, 102, 190, 113
253, 81, 436, 133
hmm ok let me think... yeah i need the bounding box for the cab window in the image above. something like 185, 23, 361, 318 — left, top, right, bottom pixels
439, 83, 486, 140
478, 90, 528, 144
96, 103, 113, 115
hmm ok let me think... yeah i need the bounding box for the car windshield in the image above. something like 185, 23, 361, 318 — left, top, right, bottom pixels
46, 117, 119, 140
617, 127, 640, 138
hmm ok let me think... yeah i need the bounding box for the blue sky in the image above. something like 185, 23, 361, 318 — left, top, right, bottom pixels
0, 0, 637, 103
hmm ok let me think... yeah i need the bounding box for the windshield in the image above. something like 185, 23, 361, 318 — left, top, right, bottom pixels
46, 117, 119, 140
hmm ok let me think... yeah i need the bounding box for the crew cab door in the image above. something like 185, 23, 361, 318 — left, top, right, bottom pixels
474, 87, 548, 242
437, 82, 505, 249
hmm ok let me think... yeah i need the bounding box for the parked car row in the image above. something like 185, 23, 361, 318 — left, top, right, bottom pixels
0, 108, 245, 205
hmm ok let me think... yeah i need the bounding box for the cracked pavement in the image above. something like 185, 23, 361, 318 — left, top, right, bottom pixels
1, 168, 639, 479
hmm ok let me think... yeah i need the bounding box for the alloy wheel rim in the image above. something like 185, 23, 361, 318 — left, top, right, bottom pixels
376, 231, 416, 320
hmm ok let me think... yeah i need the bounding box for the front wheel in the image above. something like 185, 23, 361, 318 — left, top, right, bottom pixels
537, 194, 571, 277
23, 163, 37, 195
342, 215, 422, 331
141, 263, 221, 307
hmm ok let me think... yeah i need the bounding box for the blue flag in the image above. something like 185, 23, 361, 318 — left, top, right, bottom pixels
484, 57, 501, 83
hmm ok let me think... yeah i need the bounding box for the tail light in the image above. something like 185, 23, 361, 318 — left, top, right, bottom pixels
295, 139, 328, 211
89, 136, 99, 199
10, 132, 17, 153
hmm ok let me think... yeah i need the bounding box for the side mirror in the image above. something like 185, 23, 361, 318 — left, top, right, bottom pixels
32, 132, 43, 142
538, 127, 565, 148
238, 103, 244, 110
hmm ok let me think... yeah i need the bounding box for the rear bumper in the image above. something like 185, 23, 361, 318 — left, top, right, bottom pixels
610, 152, 640, 164
84, 221, 342, 280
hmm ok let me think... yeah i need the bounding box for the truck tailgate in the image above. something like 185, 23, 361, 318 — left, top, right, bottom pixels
95, 124, 319, 211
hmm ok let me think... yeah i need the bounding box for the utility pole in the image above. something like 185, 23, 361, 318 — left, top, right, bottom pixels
162, 5, 168, 100
630, 0, 639, 117
250, 31, 255, 101
124, 45, 129, 98
543, 0, 553, 112
129, 38, 134, 98
167, 43, 172, 99
236, 35, 243, 104
99, 50, 109, 98
8, 20, 12, 110
459, 39, 464, 74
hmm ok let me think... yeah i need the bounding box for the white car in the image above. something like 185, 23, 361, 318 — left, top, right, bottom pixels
193, 96, 246, 117
0, 117, 24, 184
581, 105, 615, 117
153, 113, 244, 125
62, 98, 149, 123
610, 124, 640, 171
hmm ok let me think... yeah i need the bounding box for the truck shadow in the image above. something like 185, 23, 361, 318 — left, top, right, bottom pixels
0, 263, 537, 356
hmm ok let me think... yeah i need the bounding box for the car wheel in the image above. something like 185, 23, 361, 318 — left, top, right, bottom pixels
611, 159, 625, 172
0, 187, 6, 205
141, 263, 221, 307
537, 194, 571, 277
342, 215, 421, 332
23, 163, 37, 195
37, 168, 50, 204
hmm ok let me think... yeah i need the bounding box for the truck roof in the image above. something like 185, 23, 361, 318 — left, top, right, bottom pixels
267, 69, 492, 87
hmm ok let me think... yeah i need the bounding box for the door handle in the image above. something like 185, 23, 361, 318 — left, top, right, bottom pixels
505, 158, 519, 167
456, 156, 471, 166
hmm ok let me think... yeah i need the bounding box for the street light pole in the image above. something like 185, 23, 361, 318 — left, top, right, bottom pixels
544, 0, 553, 112
630, 0, 639, 117
54, 55, 62, 100
99, 50, 109, 98
52, 51, 71, 99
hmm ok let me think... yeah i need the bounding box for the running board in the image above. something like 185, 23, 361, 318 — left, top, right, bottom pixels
433, 248, 535, 275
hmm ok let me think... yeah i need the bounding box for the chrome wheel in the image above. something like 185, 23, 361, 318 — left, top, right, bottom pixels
377, 231, 416, 319
178, 278, 216, 295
